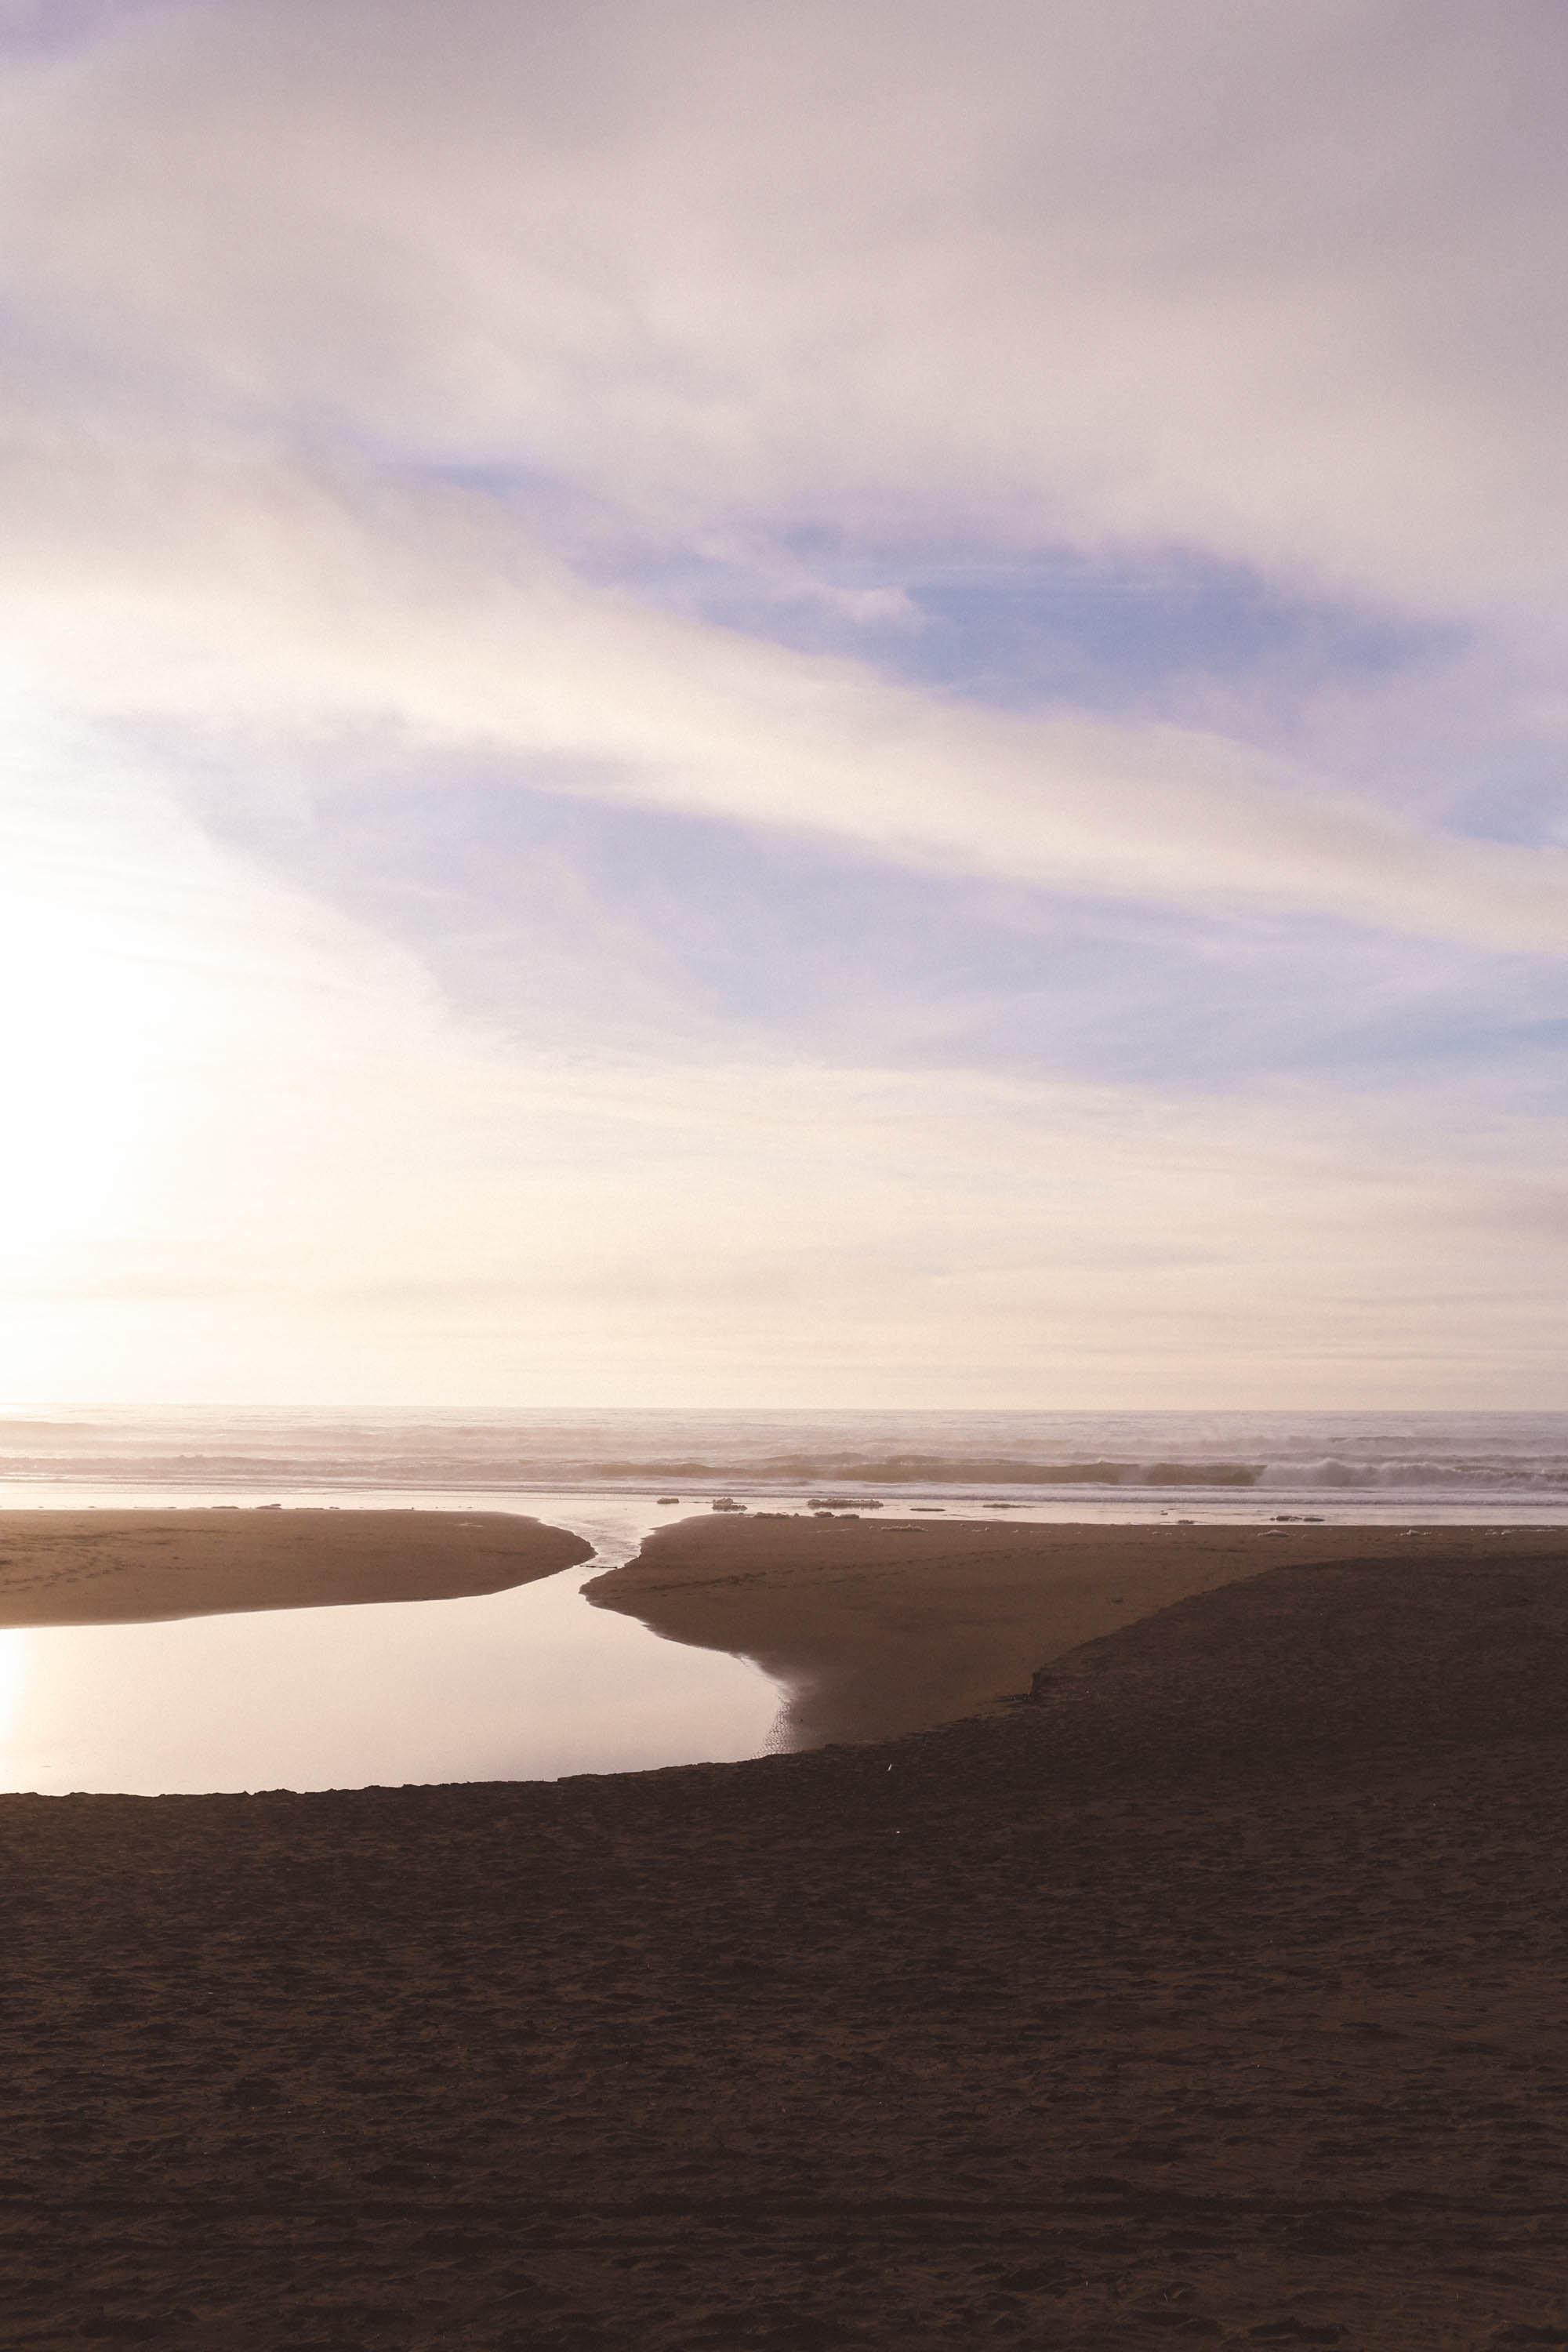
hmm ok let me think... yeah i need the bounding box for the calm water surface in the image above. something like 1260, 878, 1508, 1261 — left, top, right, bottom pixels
0, 1495, 782, 1797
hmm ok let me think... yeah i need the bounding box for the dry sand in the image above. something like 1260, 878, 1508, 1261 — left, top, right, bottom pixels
6, 1519, 1568, 2350
0, 1508, 593, 1628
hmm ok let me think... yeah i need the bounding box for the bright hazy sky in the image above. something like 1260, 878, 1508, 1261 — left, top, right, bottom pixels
3, 0, 1566, 1409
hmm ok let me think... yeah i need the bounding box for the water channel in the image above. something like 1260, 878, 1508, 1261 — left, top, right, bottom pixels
0, 1494, 782, 1796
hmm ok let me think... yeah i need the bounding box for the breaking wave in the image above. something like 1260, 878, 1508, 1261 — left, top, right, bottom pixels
2, 1406, 1566, 1501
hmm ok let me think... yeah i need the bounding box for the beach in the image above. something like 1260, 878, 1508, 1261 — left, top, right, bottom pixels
6, 1515, 1568, 2347
0, 1509, 592, 1628
586, 1512, 1568, 1744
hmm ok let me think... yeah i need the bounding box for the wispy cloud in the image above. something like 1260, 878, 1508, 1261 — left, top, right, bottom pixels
6, 441, 1568, 954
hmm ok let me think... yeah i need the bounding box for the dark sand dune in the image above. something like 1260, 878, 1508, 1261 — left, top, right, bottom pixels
0, 1509, 593, 1628
6, 1525, 1568, 2347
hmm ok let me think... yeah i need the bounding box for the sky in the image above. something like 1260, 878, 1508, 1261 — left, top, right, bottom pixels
2, 0, 1566, 1410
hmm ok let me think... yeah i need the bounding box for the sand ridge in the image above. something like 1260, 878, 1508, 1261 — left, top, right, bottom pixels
0, 1508, 593, 1628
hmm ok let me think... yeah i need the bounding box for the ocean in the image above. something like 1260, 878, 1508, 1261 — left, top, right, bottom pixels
3, 1404, 1568, 1521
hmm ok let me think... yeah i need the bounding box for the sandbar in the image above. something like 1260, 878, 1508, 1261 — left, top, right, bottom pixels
0, 1508, 593, 1628
585, 1512, 1532, 1745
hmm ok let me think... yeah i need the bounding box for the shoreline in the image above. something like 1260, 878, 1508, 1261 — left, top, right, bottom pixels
3, 1507, 1564, 1762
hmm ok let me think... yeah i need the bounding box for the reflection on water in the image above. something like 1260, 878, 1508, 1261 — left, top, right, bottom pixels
0, 1497, 783, 1796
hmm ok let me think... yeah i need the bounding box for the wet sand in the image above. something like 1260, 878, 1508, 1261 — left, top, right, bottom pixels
7, 1522, 1568, 2348
0, 1509, 593, 1627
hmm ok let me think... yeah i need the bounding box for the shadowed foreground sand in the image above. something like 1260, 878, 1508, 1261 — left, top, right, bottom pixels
0, 1509, 593, 1627
7, 1525, 1568, 2349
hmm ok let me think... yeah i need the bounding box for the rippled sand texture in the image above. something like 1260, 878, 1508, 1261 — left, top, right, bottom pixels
7, 1532, 1568, 2348
0, 1510, 593, 1627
